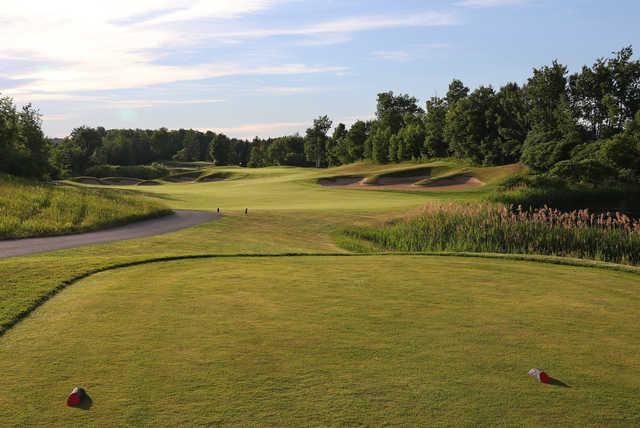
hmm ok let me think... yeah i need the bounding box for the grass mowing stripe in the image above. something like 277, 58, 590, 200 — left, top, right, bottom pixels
2, 255, 639, 426
3, 251, 638, 339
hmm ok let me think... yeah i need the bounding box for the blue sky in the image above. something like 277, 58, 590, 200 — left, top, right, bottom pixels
1, 0, 638, 138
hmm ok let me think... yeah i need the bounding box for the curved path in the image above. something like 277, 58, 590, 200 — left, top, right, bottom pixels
0, 210, 219, 259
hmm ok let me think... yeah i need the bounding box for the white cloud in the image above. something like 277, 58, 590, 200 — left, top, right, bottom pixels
0, 0, 338, 95
96, 99, 226, 109
42, 114, 77, 121
253, 86, 327, 94
197, 121, 311, 138
204, 11, 458, 40
372, 43, 450, 62
295, 34, 353, 47
372, 50, 413, 62
196, 113, 376, 139
455, 0, 526, 7
7, 90, 225, 108
9, 63, 346, 94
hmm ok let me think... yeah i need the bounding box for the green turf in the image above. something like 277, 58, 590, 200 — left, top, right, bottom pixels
1, 256, 639, 426
1, 161, 639, 426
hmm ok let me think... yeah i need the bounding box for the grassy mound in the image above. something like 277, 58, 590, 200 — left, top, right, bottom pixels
196, 171, 234, 182
364, 166, 434, 184
162, 170, 206, 182
0, 175, 170, 240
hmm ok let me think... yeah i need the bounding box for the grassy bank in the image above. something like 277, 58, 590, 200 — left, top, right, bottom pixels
0, 175, 170, 239
340, 202, 640, 265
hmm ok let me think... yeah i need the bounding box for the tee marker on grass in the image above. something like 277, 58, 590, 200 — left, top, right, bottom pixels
528, 368, 552, 384
66, 387, 86, 406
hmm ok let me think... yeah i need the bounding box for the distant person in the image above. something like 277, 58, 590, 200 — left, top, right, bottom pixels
245, 208, 248, 215
217, 207, 220, 216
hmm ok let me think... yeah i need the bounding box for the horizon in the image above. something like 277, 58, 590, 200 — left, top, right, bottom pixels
1, 0, 639, 139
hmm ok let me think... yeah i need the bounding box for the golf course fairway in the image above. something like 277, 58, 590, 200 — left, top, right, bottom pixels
1, 163, 639, 426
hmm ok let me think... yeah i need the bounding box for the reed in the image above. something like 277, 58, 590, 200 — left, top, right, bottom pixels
342, 202, 640, 265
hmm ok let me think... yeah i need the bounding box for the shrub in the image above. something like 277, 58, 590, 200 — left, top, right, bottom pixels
549, 159, 617, 184
84, 164, 170, 180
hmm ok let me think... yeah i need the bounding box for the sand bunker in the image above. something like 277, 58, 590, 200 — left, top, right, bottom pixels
199, 176, 226, 183
164, 176, 196, 183
373, 175, 431, 187
100, 178, 141, 186
421, 176, 484, 190
74, 177, 101, 185
318, 177, 364, 186
319, 174, 484, 191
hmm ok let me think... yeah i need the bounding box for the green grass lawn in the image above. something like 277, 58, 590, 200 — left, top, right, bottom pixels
1, 161, 639, 426
1, 256, 638, 426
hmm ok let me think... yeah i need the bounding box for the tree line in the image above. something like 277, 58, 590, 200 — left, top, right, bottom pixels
1, 46, 638, 184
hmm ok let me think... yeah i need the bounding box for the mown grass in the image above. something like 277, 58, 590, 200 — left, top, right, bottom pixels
1, 256, 639, 426
2, 161, 640, 426
0, 175, 170, 239
340, 201, 640, 265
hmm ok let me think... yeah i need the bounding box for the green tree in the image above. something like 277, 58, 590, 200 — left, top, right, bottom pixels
304, 115, 332, 168
495, 82, 530, 163
345, 120, 368, 161
367, 122, 391, 163
209, 133, 235, 165
398, 115, 425, 160
446, 79, 469, 107
376, 91, 423, 134
423, 96, 448, 157
17, 103, 50, 177
247, 145, 264, 168
445, 86, 500, 164
173, 133, 200, 162
328, 123, 348, 166
526, 60, 568, 132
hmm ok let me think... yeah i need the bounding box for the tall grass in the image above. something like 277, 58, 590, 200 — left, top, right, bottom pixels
0, 175, 170, 239
341, 202, 640, 265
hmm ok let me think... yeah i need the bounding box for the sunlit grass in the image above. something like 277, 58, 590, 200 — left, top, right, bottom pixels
1, 256, 639, 426
340, 201, 640, 265
0, 175, 170, 239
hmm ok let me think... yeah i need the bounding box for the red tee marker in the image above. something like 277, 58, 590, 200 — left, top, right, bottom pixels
528, 368, 553, 384
539, 371, 552, 384
67, 387, 86, 406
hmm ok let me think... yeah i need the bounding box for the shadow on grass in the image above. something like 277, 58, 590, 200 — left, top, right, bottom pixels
549, 377, 570, 387
74, 393, 93, 410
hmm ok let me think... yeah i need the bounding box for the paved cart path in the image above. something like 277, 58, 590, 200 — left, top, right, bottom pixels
0, 210, 219, 259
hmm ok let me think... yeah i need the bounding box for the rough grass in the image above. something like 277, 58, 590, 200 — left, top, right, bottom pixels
340, 202, 640, 265
1, 256, 639, 426
0, 175, 170, 239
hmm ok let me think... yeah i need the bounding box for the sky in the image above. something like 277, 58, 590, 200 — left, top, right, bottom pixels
1, 0, 639, 139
